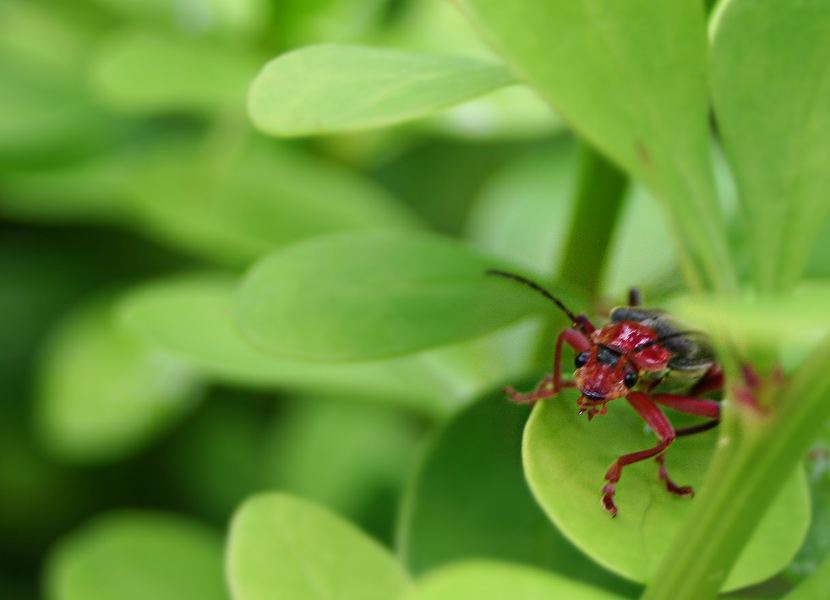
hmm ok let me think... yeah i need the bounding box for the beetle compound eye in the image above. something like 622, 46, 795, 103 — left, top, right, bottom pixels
574, 351, 589, 368
623, 370, 638, 388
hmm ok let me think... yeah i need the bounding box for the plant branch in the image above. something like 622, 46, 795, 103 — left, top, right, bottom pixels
533, 143, 627, 365
641, 333, 830, 600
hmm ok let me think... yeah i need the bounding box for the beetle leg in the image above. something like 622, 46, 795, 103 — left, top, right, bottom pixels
505, 327, 590, 405
628, 288, 643, 307
601, 392, 679, 517
505, 375, 556, 404
650, 394, 720, 419
689, 364, 725, 396
656, 453, 693, 496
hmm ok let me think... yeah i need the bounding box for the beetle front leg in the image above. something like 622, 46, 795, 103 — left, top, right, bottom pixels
601, 392, 679, 517
505, 326, 591, 404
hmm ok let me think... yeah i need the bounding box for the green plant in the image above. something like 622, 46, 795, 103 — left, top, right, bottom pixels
2, 0, 829, 599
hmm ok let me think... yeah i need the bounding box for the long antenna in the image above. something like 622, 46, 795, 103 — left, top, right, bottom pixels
486, 269, 581, 325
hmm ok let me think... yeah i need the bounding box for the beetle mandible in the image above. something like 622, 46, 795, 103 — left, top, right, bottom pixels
488, 270, 723, 517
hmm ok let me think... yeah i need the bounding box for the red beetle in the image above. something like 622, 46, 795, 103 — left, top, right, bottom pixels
488, 270, 723, 517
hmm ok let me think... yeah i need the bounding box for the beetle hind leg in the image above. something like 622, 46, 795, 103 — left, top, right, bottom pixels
655, 453, 694, 497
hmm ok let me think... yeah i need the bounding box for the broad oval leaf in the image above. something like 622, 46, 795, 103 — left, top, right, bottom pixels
459, 0, 735, 292
227, 493, 411, 600
91, 30, 260, 113
399, 385, 640, 595
248, 44, 516, 136
710, 0, 830, 293
235, 231, 556, 361
523, 389, 810, 591
45, 512, 226, 600
119, 273, 456, 415
405, 560, 628, 600
131, 136, 419, 266
36, 298, 203, 463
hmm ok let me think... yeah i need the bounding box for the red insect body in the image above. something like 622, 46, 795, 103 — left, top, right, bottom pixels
488, 270, 723, 517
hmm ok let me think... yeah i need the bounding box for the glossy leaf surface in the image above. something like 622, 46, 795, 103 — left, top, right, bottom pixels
524, 389, 810, 590
236, 231, 556, 361
406, 560, 627, 600
711, 0, 830, 292
227, 493, 410, 600
249, 44, 515, 136
399, 386, 640, 595
120, 273, 459, 415
459, 0, 734, 292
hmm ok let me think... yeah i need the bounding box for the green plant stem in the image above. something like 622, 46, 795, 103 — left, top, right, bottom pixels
641, 332, 830, 600
533, 143, 627, 365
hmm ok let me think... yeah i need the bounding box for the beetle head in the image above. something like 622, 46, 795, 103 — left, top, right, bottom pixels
573, 346, 639, 405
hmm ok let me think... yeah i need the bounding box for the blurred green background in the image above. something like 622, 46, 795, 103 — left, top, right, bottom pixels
0, 0, 567, 597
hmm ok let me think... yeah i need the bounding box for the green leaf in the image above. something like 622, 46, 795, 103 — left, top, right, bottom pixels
236, 231, 559, 361
91, 30, 260, 113
784, 551, 830, 600
399, 385, 640, 595
459, 0, 735, 293
227, 493, 411, 600
710, 0, 830, 293
523, 389, 810, 590
466, 141, 677, 298
119, 273, 459, 415
248, 44, 516, 136
36, 297, 203, 463
262, 398, 421, 538
45, 512, 226, 600
406, 560, 628, 600
131, 136, 419, 266
0, 147, 140, 224
785, 417, 830, 582
664, 283, 830, 352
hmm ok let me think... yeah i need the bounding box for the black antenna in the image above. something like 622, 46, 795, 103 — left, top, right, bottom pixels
486, 269, 581, 325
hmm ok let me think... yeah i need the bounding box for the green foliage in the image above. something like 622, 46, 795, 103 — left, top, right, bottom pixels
524, 390, 809, 591
711, 0, 830, 294
227, 493, 411, 600
2, 0, 829, 599
236, 231, 560, 360
36, 298, 203, 463
45, 512, 227, 600
249, 45, 515, 135
406, 560, 629, 600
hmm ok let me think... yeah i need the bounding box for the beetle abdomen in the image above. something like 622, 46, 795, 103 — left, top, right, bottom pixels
609, 307, 717, 372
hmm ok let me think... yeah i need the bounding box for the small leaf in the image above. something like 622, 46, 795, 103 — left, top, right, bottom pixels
119, 273, 458, 415
227, 493, 411, 600
459, 0, 735, 292
665, 283, 830, 352
710, 0, 830, 292
248, 44, 516, 136
236, 231, 558, 361
36, 298, 203, 463
91, 30, 260, 113
406, 560, 628, 600
399, 385, 640, 595
130, 136, 418, 266
523, 389, 810, 590
45, 512, 226, 600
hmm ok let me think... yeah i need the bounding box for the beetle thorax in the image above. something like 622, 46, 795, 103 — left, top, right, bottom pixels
573, 320, 673, 403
